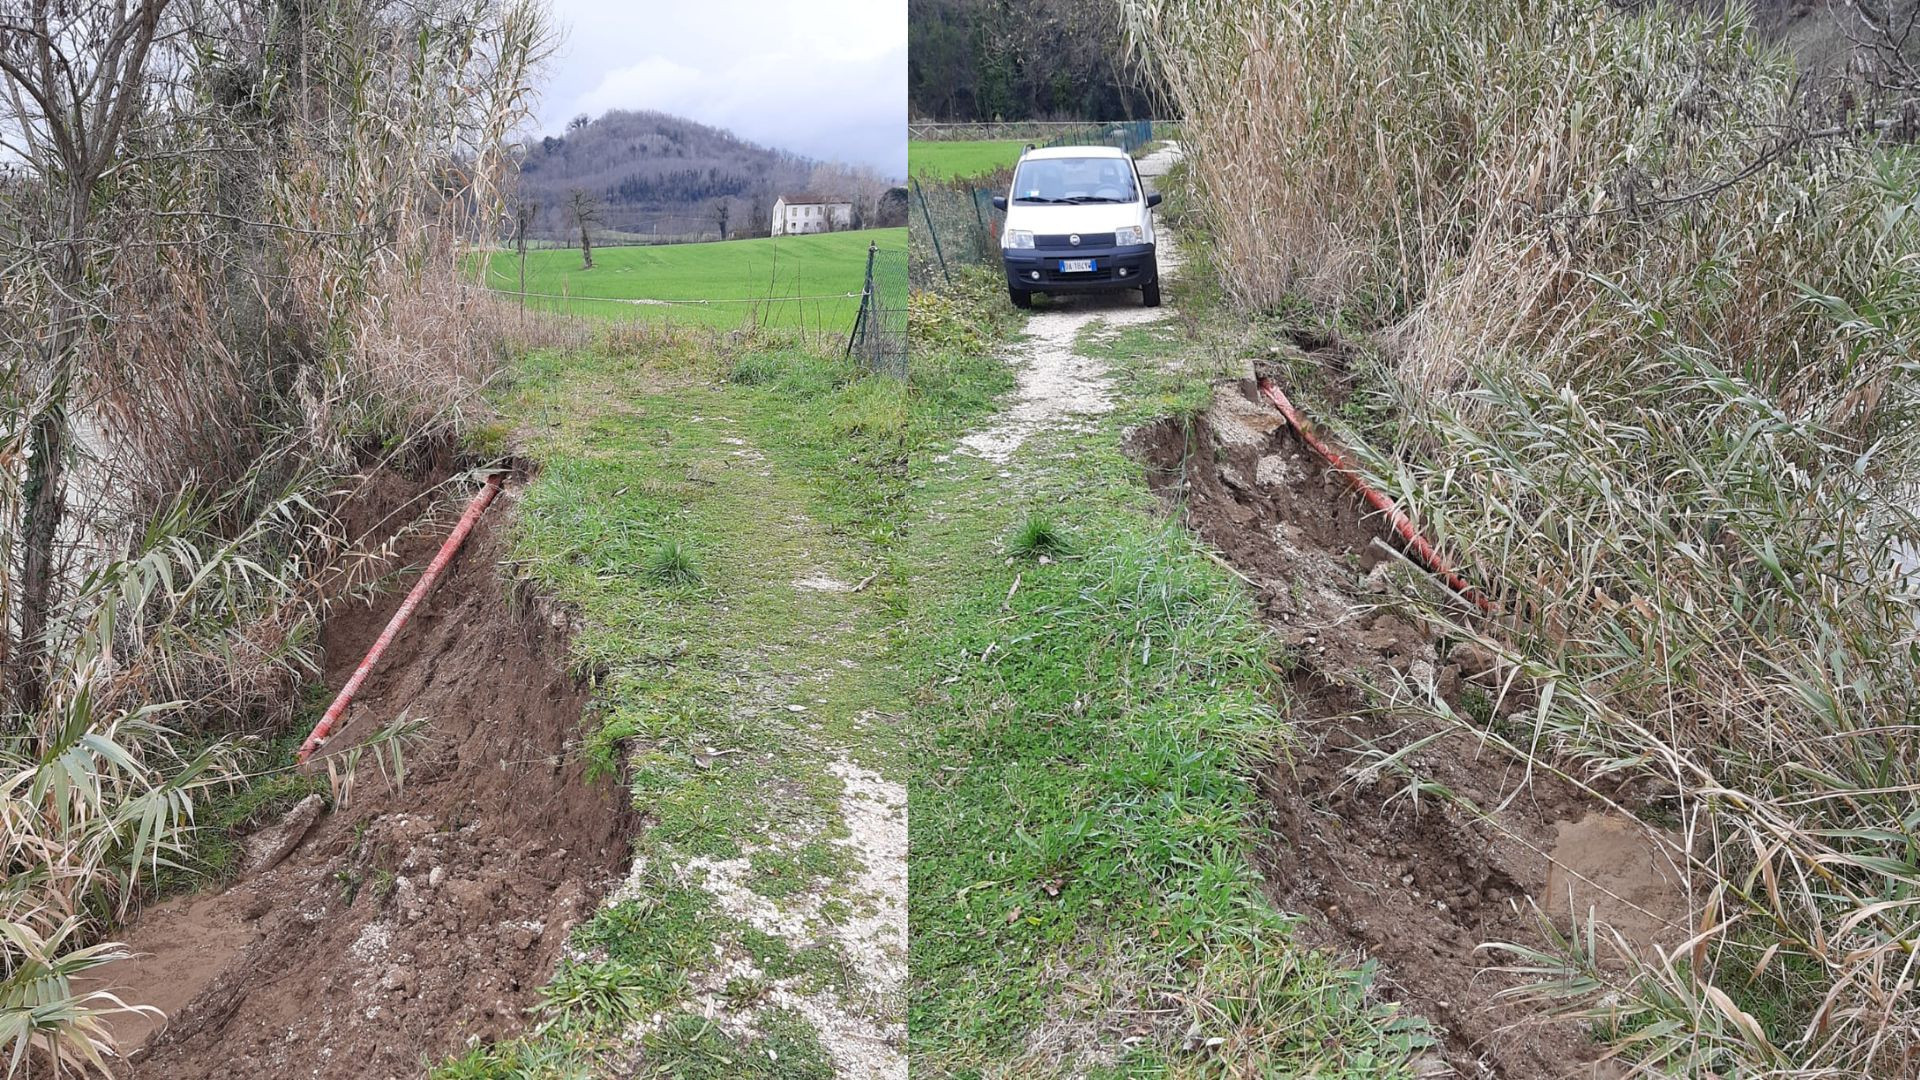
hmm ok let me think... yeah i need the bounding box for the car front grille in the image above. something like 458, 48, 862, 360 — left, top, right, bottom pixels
1035, 232, 1117, 249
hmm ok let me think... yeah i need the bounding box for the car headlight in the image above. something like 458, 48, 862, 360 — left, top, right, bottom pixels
1114, 225, 1145, 246
1004, 230, 1034, 250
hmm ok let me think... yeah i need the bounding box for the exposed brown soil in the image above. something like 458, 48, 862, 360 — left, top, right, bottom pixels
103, 463, 636, 1079
1130, 380, 1690, 1079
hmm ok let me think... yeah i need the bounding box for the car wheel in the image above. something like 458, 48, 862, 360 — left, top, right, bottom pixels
1009, 286, 1033, 309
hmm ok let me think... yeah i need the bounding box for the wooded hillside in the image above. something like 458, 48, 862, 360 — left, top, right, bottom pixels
516, 110, 902, 242
908, 0, 1158, 122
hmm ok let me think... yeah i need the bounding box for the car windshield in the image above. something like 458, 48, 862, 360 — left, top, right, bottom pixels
1011, 156, 1137, 203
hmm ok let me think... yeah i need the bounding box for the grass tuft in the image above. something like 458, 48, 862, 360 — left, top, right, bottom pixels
643, 538, 702, 587
1005, 511, 1073, 560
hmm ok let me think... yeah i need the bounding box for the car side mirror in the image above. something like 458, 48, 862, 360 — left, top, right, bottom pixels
991, 196, 1007, 211
1146, 192, 1163, 208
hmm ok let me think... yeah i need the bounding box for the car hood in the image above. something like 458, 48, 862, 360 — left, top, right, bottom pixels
1002, 201, 1153, 244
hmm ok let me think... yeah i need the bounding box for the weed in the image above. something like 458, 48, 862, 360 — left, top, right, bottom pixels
430, 1037, 593, 1079
335, 868, 364, 905
643, 539, 702, 587
535, 960, 648, 1035
1457, 686, 1494, 728
728, 351, 786, 386
1005, 511, 1073, 560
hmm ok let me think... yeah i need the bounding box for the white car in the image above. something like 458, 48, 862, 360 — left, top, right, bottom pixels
992, 144, 1162, 309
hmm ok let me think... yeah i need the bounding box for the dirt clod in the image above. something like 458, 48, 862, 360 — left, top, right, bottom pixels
245, 794, 327, 875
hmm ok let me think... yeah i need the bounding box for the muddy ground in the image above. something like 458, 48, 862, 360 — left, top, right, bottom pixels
1131, 379, 1691, 1079
105, 463, 636, 1079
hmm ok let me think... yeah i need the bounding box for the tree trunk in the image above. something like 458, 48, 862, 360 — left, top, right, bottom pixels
16, 376, 70, 712
15, 220, 85, 713
579, 224, 593, 270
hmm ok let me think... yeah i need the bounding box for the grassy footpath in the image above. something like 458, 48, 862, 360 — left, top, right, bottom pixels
904, 274, 1426, 1077
908, 140, 1025, 181
432, 315, 1003, 1076
479, 228, 904, 331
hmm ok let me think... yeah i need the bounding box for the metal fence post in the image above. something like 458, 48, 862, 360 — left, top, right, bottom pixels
847, 240, 875, 360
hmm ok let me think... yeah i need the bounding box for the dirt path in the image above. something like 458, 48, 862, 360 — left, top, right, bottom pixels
640, 420, 907, 1079
1133, 383, 1693, 1078
947, 139, 1694, 1072
957, 143, 1186, 465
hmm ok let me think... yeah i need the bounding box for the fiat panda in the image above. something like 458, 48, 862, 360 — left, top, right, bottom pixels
992, 144, 1162, 309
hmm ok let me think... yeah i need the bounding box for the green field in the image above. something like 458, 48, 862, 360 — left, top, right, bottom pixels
481, 227, 905, 331
908, 139, 1024, 181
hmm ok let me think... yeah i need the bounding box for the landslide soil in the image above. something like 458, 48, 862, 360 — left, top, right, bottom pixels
108, 463, 637, 1079
1131, 378, 1689, 1079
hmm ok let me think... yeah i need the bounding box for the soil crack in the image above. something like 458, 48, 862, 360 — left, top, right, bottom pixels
105, 468, 638, 1079
1133, 382, 1690, 1078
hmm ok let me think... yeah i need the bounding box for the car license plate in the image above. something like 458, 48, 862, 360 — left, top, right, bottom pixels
1059, 258, 1095, 273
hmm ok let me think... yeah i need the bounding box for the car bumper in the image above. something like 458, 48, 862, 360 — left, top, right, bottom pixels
1002, 243, 1156, 292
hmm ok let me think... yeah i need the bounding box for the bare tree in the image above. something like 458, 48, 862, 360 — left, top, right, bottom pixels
747, 195, 769, 238
0, 0, 171, 711
714, 198, 731, 241
810, 162, 892, 231
567, 187, 601, 269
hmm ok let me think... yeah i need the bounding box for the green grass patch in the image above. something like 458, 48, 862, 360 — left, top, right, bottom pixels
480, 228, 904, 331
909, 139, 1027, 181
637, 1009, 835, 1079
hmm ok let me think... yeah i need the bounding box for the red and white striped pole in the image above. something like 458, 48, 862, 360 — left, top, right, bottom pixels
1257, 379, 1497, 614
296, 473, 504, 765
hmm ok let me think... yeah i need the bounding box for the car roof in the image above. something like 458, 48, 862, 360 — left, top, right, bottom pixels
1020, 145, 1129, 162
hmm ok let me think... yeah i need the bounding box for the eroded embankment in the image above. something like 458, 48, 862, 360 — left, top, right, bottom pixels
1132, 378, 1690, 1078
107, 464, 636, 1079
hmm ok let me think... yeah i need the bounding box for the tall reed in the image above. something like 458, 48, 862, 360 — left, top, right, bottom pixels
1125, 0, 1920, 1072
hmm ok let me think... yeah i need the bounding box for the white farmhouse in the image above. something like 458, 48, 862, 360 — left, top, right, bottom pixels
771, 193, 853, 236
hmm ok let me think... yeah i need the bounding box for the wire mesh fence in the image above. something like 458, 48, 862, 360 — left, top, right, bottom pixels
910, 177, 1002, 289
910, 120, 1154, 288
847, 242, 908, 376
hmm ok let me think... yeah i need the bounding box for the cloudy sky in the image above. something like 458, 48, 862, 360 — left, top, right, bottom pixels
535, 0, 906, 178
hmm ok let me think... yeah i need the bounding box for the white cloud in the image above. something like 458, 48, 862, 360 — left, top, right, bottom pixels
537, 0, 905, 177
